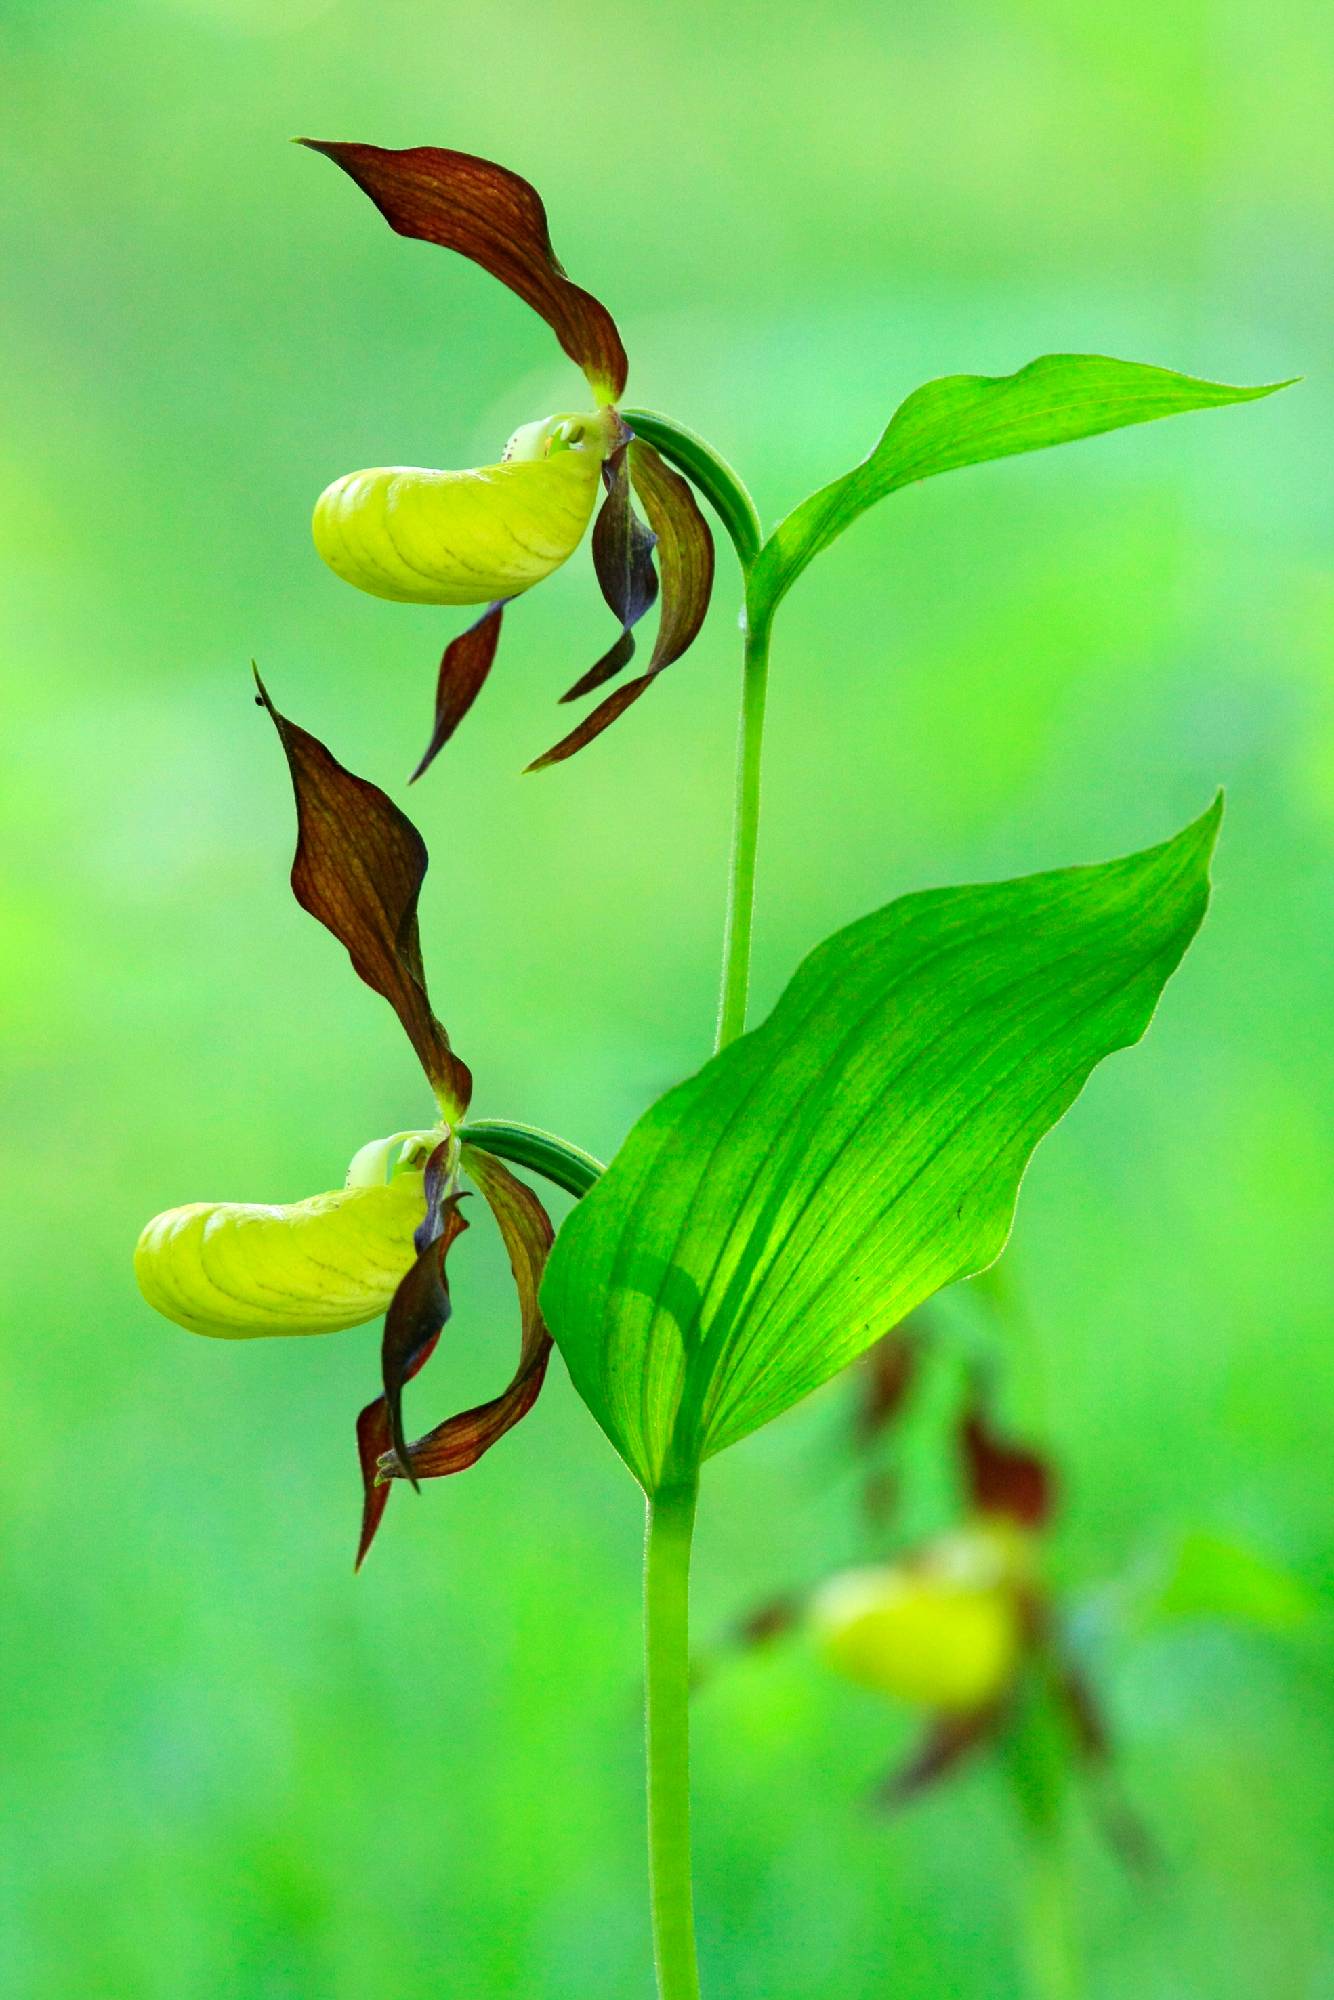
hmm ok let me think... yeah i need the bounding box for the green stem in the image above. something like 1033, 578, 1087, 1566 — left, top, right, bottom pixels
618, 407, 774, 1054
715, 612, 772, 1050
458, 1120, 604, 1199
1019, 1824, 1084, 2000
645, 1479, 702, 2000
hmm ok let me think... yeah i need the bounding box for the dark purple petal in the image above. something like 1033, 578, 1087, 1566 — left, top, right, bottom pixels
526, 437, 716, 768
380, 1145, 469, 1485
560, 448, 658, 702
377, 1146, 555, 1483
355, 1147, 470, 1566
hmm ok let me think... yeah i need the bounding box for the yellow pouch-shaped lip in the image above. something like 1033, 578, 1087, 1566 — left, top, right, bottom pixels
810, 1541, 1023, 1712
313, 448, 603, 607
134, 1171, 426, 1339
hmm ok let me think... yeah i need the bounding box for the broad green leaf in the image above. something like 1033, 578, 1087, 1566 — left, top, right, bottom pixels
541, 801, 1221, 1494
748, 356, 1290, 620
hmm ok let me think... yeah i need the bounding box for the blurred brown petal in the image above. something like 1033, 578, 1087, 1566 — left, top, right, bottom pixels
876, 1710, 996, 1809
410, 601, 506, 784
853, 1328, 918, 1450
629, 437, 715, 673
255, 673, 471, 1118
861, 1468, 901, 1533
1052, 1658, 1160, 1874
381, 1146, 469, 1485
737, 1597, 802, 1650
561, 448, 658, 702
1056, 1657, 1110, 1763
300, 141, 628, 402
961, 1405, 1054, 1529
378, 1146, 555, 1482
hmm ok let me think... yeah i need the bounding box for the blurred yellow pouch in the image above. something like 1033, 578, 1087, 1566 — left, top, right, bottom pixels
810, 1529, 1026, 1712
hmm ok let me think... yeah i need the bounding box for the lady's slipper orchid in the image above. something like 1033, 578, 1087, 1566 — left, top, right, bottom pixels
134, 677, 558, 1564
301, 140, 717, 776
729, 1374, 1136, 1822
810, 1520, 1029, 1714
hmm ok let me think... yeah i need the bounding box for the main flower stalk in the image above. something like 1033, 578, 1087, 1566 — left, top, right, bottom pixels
644, 1479, 702, 2000
716, 611, 772, 1050
617, 409, 768, 1053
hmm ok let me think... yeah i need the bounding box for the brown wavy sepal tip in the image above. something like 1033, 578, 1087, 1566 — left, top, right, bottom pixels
961, 1406, 1054, 1529
411, 601, 506, 784
301, 140, 628, 402
255, 671, 471, 1118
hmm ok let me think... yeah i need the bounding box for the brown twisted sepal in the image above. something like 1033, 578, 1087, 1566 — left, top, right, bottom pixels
355, 1145, 556, 1568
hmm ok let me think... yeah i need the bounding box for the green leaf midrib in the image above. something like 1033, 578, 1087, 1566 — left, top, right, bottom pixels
705, 821, 1206, 1411
541, 801, 1219, 1493
747, 358, 1291, 618
677, 849, 1196, 1461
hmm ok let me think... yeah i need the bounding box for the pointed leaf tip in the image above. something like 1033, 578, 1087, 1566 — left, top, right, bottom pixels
541, 804, 1221, 1491
751, 354, 1294, 620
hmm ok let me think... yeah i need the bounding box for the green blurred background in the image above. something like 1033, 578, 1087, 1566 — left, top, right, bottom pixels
3, 0, 1331, 1993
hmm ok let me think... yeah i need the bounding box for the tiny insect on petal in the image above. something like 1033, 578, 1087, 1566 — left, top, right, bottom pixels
134, 1173, 426, 1339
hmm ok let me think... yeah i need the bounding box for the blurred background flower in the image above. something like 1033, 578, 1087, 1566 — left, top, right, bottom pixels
1, 2, 1329, 1995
